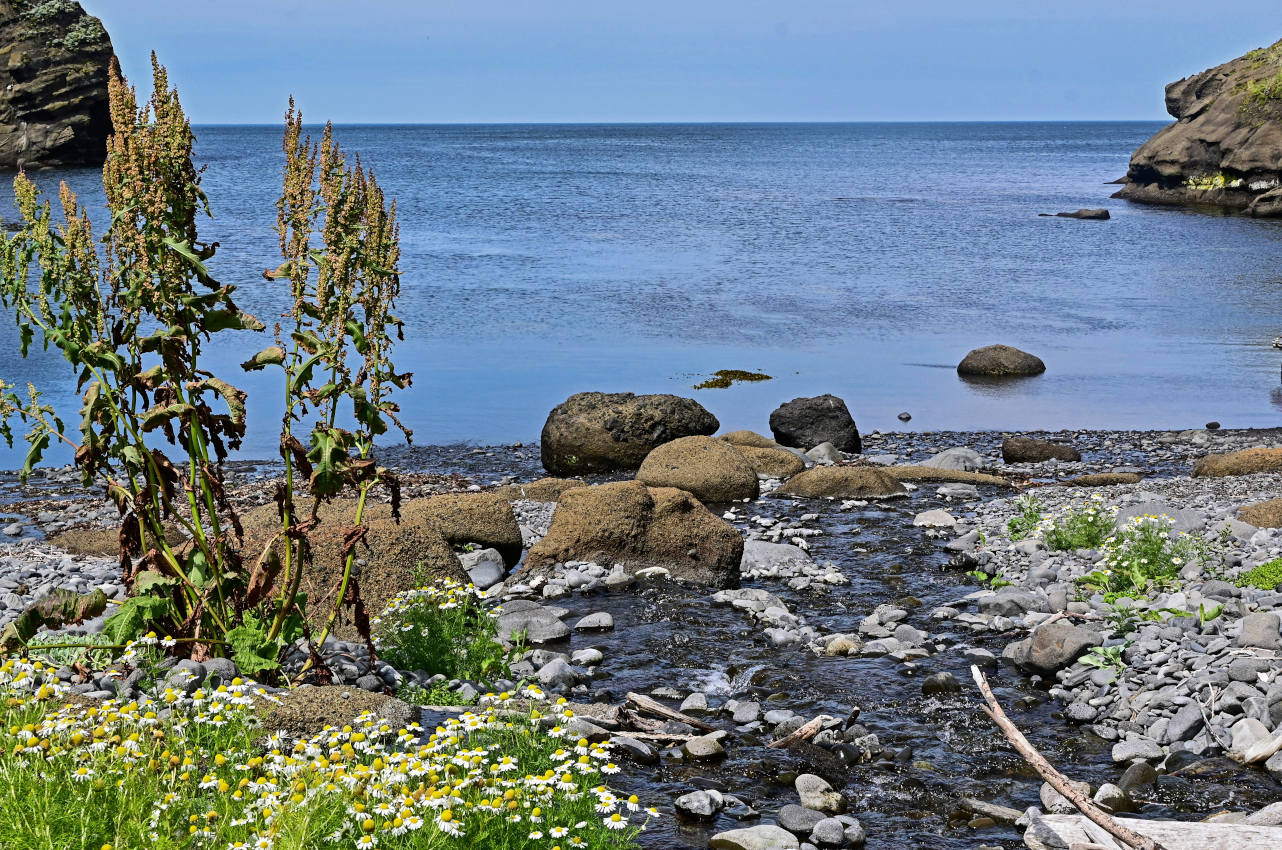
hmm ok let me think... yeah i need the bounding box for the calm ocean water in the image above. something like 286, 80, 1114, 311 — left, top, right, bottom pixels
3, 122, 1281, 465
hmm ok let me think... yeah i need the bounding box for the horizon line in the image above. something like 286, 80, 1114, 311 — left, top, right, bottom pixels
189, 118, 1171, 127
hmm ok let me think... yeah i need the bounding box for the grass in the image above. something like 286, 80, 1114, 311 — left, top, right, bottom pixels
692, 369, 772, 390
371, 579, 516, 686
1236, 557, 1282, 590
0, 653, 650, 850
1240, 70, 1282, 122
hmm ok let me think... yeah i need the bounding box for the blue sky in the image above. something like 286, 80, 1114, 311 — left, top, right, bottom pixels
87, 1, 1281, 123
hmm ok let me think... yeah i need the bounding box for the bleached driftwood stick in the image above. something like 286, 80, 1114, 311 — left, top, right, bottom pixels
625, 691, 717, 732
766, 713, 833, 749
970, 666, 1170, 850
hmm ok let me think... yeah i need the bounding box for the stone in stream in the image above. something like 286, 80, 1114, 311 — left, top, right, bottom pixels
731, 701, 761, 724
805, 442, 843, 465
573, 612, 614, 631
682, 732, 727, 760
1230, 717, 1273, 757
674, 788, 724, 820
777, 804, 826, 836
768, 394, 862, 453
609, 735, 658, 765
921, 672, 961, 696
679, 692, 711, 714
920, 447, 983, 472
459, 547, 507, 590
495, 608, 570, 644
709, 825, 800, 850
1001, 437, 1081, 463
1092, 783, 1134, 813
912, 509, 956, 528
1040, 779, 1090, 814
809, 817, 847, 848
570, 647, 603, 666
1003, 621, 1101, 674
1265, 750, 1282, 782
1111, 737, 1163, 764
795, 773, 844, 814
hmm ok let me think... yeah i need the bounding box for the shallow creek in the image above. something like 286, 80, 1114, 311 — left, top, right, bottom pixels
494, 484, 1282, 850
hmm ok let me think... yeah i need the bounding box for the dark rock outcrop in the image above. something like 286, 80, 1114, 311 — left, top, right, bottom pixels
540, 392, 719, 475
768, 394, 862, 453
957, 345, 1046, 378
1114, 38, 1282, 216
0, 1, 114, 169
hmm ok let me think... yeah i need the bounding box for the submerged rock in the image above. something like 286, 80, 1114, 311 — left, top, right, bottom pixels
956, 345, 1046, 378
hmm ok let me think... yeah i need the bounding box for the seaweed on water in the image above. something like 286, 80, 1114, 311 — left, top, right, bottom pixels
693, 369, 773, 389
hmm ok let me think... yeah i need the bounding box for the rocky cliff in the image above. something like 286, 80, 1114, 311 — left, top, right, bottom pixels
0, 1, 114, 170
1115, 39, 1282, 216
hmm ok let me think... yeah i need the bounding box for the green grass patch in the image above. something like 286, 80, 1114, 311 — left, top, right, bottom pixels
1038, 496, 1115, 551
1077, 514, 1221, 600
1236, 557, 1282, 590
692, 369, 773, 390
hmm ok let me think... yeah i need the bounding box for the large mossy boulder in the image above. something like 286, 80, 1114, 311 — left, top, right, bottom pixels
737, 445, 806, 478
523, 480, 742, 587
1193, 447, 1282, 478
776, 467, 907, 499
494, 477, 587, 502
957, 345, 1045, 377
768, 394, 862, 453
637, 436, 760, 504
401, 492, 524, 566
719, 430, 781, 449
239, 497, 477, 637
1240, 498, 1282, 528
540, 392, 719, 475
0, 1, 114, 169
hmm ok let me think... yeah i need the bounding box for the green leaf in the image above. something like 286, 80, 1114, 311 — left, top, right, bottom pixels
226, 620, 281, 676
133, 570, 178, 595
187, 547, 212, 589
290, 352, 325, 393
203, 309, 267, 334
306, 427, 348, 497
162, 236, 215, 283
102, 595, 173, 648
21, 431, 49, 482
240, 346, 286, 372
0, 589, 108, 653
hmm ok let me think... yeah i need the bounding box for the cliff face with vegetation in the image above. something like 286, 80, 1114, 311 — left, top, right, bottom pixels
1115, 39, 1282, 216
0, 1, 114, 169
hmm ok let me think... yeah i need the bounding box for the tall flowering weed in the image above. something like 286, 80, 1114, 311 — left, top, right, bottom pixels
1035, 494, 1117, 551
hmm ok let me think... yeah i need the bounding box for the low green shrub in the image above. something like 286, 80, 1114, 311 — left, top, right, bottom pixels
1006, 493, 1044, 541
1077, 514, 1213, 600
1236, 557, 1282, 590
372, 579, 515, 684
0, 652, 650, 850
1038, 495, 1115, 551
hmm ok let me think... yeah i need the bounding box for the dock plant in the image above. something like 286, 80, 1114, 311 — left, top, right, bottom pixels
0, 56, 409, 679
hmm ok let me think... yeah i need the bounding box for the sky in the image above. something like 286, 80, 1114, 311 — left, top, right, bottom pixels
85, 1, 1282, 124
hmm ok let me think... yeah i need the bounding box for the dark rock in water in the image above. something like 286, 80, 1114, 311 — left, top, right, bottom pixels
1114, 38, 1282, 216
897, 411, 911, 422
540, 391, 718, 475
0, 2, 114, 169
1038, 208, 1110, 220
956, 345, 1046, 378
921, 672, 962, 696
1206, 421, 1221, 430
1002, 437, 1082, 464
769, 394, 862, 453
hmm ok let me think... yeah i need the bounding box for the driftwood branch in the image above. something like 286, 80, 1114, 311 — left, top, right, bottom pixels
970, 666, 1170, 850
767, 714, 832, 749
625, 691, 717, 732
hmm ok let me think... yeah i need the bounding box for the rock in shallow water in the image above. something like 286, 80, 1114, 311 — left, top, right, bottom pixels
709, 825, 800, 850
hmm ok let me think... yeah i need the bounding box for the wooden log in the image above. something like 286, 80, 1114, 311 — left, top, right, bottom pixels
970, 666, 1170, 850
625, 691, 717, 732
766, 714, 832, 749
1024, 813, 1282, 850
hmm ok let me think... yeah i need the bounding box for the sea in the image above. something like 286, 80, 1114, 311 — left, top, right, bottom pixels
2, 121, 1281, 466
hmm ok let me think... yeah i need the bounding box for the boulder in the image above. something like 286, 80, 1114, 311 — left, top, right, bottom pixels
1046, 208, 1110, 220
1113, 38, 1282, 217
768, 394, 862, 453
921, 447, 983, 472
709, 825, 799, 850
719, 430, 781, 449
737, 445, 806, 478
257, 686, 416, 738
1004, 621, 1102, 674
494, 477, 587, 502
796, 773, 845, 814
636, 436, 760, 503
0, 2, 114, 169
1240, 498, 1282, 528
1238, 612, 1281, 650
776, 467, 908, 500
956, 345, 1046, 377
540, 391, 718, 475
238, 499, 469, 637
1002, 437, 1081, 464
1063, 473, 1142, 487
523, 481, 743, 587
405, 492, 524, 566
1193, 447, 1282, 478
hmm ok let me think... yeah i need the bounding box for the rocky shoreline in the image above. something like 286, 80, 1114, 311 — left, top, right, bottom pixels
4, 420, 1282, 849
